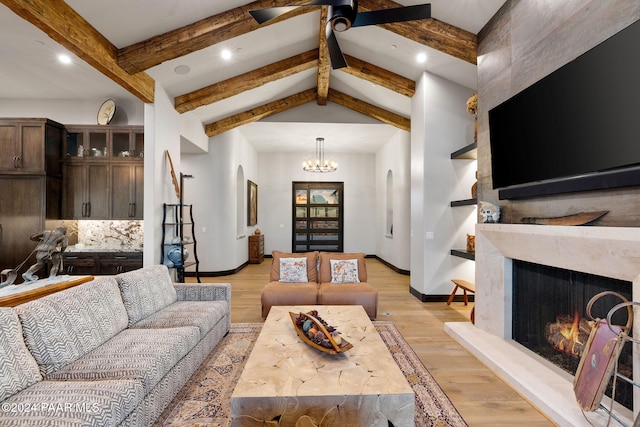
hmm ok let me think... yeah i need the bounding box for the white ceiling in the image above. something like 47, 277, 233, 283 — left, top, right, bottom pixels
0, 0, 505, 153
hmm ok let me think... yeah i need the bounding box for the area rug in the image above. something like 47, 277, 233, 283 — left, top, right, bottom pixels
155, 322, 467, 427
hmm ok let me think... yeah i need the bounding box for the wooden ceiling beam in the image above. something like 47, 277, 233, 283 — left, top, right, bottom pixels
1, 0, 154, 103
117, 0, 313, 74
204, 89, 317, 137
175, 49, 319, 114
316, 7, 331, 105
342, 54, 415, 97
205, 87, 410, 137
327, 88, 410, 131
358, 0, 477, 65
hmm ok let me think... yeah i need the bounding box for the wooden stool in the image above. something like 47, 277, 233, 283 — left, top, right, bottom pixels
447, 279, 476, 323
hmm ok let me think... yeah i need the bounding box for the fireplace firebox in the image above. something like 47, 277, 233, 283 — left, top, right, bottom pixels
512, 260, 633, 410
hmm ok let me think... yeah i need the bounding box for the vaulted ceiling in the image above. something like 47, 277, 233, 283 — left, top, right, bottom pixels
0, 0, 505, 152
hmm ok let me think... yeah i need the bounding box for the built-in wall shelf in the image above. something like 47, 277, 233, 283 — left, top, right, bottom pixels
451, 198, 477, 207
451, 142, 477, 160
450, 249, 475, 261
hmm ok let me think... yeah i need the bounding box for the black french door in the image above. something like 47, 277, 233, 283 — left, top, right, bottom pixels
292, 182, 343, 252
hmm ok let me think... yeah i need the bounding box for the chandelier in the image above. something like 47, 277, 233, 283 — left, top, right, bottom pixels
302, 137, 338, 173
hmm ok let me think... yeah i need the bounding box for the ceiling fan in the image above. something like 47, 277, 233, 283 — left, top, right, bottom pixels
249, 0, 431, 69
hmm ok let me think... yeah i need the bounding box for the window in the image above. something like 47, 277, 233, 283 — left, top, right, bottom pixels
292, 182, 343, 252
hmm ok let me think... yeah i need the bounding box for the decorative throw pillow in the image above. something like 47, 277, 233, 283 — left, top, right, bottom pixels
0, 308, 43, 402
330, 259, 360, 283
279, 257, 308, 283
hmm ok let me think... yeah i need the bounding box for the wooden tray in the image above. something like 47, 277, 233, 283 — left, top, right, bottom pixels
290, 311, 353, 354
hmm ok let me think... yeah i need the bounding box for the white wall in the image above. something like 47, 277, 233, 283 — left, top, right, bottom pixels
375, 130, 411, 270
411, 71, 476, 296
0, 98, 144, 125
257, 151, 376, 256
182, 129, 258, 271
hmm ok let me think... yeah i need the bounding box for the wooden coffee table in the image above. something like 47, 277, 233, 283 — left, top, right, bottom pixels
231, 305, 414, 426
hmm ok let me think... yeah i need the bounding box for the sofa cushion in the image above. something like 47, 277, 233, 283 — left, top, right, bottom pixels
0, 379, 143, 427
45, 327, 200, 394
0, 308, 42, 402
279, 257, 308, 283
15, 277, 128, 376
318, 252, 368, 283
261, 281, 319, 319
318, 282, 378, 319
329, 258, 360, 283
130, 301, 228, 339
271, 251, 318, 283
116, 265, 178, 326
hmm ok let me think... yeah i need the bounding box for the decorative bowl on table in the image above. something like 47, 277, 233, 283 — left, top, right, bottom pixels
290, 310, 353, 354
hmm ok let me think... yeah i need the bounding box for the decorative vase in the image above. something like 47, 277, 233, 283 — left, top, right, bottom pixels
167, 246, 189, 266
466, 234, 476, 253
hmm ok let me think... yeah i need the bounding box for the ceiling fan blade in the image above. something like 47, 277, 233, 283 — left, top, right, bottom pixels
249, 7, 300, 24
249, 0, 353, 24
351, 4, 431, 27
325, 25, 348, 69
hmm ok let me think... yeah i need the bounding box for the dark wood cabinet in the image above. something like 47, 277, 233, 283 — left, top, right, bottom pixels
0, 118, 64, 272
0, 176, 45, 271
63, 252, 142, 275
65, 125, 143, 159
63, 162, 110, 219
62, 125, 143, 220
0, 119, 63, 174
62, 253, 96, 275
98, 253, 143, 274
111, 163, 144, 219
248, 234, 264, 264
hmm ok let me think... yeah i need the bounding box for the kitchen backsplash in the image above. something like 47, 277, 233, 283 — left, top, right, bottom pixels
44, 220, 143, 250
76, 220, 143, 249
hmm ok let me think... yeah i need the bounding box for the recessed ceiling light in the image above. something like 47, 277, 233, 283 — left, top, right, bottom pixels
416, 53, 427, 63
174, 65, 191, 75
221, 49, 232, 60
58, 54, 71, 64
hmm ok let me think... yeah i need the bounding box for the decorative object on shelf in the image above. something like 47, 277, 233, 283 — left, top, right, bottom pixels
471, 171, 478, 198
479, 201, 501, 223
466, 93, 478, 142
302, 137, 337, 173
254, 229, 261, 235
466, 234, 475, 253
97, 99, 116, 125
466, 93, 478, 115
521, 210, 609, 226
165, 150, 180, 199
247, 180, 258, 226
167, 246, 189, 267
290, 310, 353, 354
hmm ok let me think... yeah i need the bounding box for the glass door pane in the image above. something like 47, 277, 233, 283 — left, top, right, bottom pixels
292, 182, 343, 253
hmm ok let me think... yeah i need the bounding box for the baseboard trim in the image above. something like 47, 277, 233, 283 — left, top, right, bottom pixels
185, 261, 249, 277
409, 287, 475, 303
374, 256, 410, 275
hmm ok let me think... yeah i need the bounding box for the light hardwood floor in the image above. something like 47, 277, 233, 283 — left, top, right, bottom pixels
192, 258, 556, 426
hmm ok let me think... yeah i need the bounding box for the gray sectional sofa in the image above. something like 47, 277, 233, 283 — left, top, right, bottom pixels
0, 265, 231, 426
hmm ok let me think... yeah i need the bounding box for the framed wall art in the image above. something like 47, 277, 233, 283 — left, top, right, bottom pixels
247, 180, 258, 226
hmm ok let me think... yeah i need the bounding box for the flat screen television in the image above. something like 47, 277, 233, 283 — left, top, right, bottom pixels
488, 19, 640, 200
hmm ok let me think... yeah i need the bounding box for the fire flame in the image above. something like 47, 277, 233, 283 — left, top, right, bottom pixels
556, 311, 583, 355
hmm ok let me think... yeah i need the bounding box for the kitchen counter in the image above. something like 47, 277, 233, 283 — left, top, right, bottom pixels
63, 250, 143, 275
66, 246, 143, 253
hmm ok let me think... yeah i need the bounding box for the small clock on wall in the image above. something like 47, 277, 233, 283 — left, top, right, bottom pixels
97, 99, 116, 125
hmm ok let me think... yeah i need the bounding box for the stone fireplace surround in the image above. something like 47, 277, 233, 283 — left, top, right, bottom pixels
445, 224, 640, 426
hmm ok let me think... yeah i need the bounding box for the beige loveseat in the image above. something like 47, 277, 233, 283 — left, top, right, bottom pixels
261, 251, 378, 319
